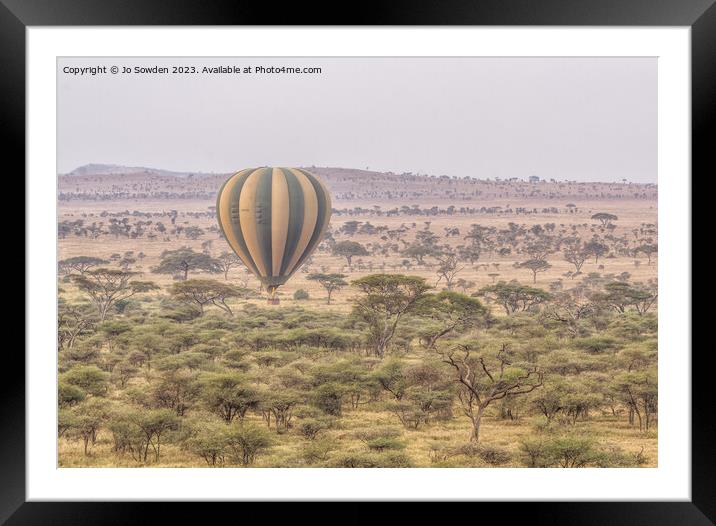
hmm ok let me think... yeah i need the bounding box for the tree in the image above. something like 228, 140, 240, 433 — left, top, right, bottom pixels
216, 251, 243, 280
150, 370, 201, 416
152, 247, 221, 280
438, 343, 543, 442
63, 400, 108, 455
518, 259, 552, 283
435, 251, 464, 290
541, 293, 594, 337
226, 423, 273, 465
332, 240, 369, 267
351, 274, 432, 357
184, 226, 205, 239
591, 213, 618, 227
183, 420, 230, 466
200, 373, 262, 423
134, 409, 180, 462
636, 243, 658, 265
169, 279, 251, 315
611, 368, 657, 431
59, 256, 108, 275
478, 282, 552, 315
58, 303, 96, 349
306, 273, 348, 305
60, 365, 109, 397
591, 281, 657, 315
401, 243, 438, 266
71, 269, 159, 321
414, 291, 487, 349
584, 240, 608, 264
563, 240, 589, 274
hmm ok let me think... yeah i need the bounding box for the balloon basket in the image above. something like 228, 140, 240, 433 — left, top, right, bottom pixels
267, 297, 280, 305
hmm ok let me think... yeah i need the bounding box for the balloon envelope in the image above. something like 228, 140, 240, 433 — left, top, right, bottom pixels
216, 167, 332, 292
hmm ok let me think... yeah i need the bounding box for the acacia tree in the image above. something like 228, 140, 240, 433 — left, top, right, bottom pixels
636, 243, 658, 265
307, 273, 348, 305
332, 240, 369, 268
611, 368, 657, 431
216, 251, 243, 280
563, 240, 589, 274
414, 291, 487, 350
59, 256, 108, 275
351, 274, 432, 357
438, 343, 543, 442
591, 213, 618, 227
152, 247, 221, 280
58, 303, 96, 349
584, 240, 609, 264
435, 250, 464, 290
200, 373, 262, 423
71, 269, 159, 321
169, 279, 251, 315
401, 243, 438, 266
541, 293, 594, 337
591, 281, 657, 315
478, 282, 552, 315
518, 259, 552, 283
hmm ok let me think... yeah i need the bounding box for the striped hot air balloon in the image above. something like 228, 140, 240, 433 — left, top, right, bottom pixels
216, 167, 332, 304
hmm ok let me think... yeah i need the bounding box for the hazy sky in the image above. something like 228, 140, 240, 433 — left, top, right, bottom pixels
57, 57, 656, 182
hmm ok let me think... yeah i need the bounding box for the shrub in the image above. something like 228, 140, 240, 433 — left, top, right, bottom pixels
298, 418, 332, 440
477, 444, 512, 465
60, 365, 110, 397
545, 435, 597, 468
311, 383, 344, 416
182, 421, 230, 466
519, 439, 552, 467
59, 381, 86, 407
329, 451, 413, 468
302, 439, 336, 465
226, 423, 273, 465
366, 437, 406, 452
293, 289, 310, 301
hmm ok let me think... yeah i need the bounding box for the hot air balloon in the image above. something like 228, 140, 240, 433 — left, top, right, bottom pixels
216, 167, 332, 304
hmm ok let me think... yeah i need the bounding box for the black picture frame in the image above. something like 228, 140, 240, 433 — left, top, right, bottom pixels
4, 0, 708, 522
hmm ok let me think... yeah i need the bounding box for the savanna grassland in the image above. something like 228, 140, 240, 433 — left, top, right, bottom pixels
58, 166, 658, 468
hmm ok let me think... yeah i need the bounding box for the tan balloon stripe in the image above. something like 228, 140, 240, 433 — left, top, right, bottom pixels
239, 168, 269, 276
271, 168, 290, 276
218, 169, 259, 276
313, 171, 332, 244
284, 168, 319, 274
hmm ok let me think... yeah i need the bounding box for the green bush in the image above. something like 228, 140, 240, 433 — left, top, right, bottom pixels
293, 289, 310, 301
311, 383, 344, 416
226, 423, 273, 465
329, 451, 413, 468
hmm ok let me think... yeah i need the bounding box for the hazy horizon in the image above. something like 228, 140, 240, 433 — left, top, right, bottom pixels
58, 57, 657, 183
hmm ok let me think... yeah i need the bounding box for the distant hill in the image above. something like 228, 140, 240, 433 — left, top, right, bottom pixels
64, 163, 222, 178
58, 164, 657, 203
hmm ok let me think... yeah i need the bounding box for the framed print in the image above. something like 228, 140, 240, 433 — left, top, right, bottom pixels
5, 0, 711, 522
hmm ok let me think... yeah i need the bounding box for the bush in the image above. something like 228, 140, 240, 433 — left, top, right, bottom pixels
453, 442, 511, 465
545, 435, 597, 467
477, 444, 512, 465
182, 421, 230, 466
366, 437, 406, 452
302, 439, 336, 465
60, 365, 110, 397
298, 418, 332, 440
311, 383, 344, 416
226, 423, 273, 465
293, 289, 310, 301
519, 439, 552, 467
59, 381, 86, 407
329, 451, 413, 468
